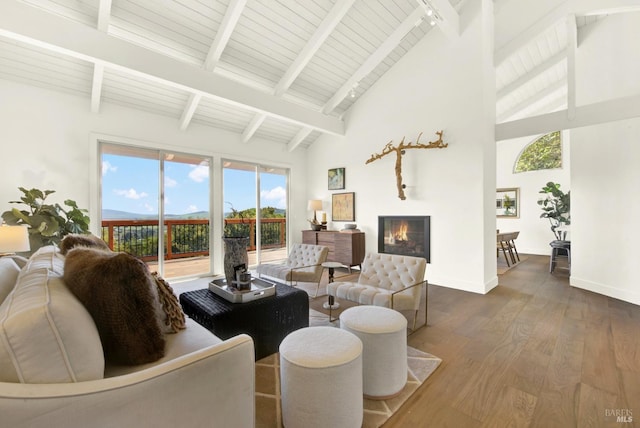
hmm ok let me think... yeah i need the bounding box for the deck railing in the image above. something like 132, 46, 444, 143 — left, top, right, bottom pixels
101, 218, 286, 261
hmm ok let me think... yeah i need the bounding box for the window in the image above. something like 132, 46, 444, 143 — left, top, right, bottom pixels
100, 143, 211, 279
514, 131, 562, 173
223, 160, 288, 266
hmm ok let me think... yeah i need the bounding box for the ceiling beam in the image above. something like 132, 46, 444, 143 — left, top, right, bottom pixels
91, 0, 112, 114
0, 0, 344, 136
495, 1, 640, 67
91, 63, 104, 113
286, 5, 438, 149
572, 0, 640, 16
97, 0, 112, 32
179, 93, 202, 130
497, 50, 566, 100
243, 0, 354, 144
274, 0, 355, 97
204, 0, 246, 71
525, 95, 567, 119
494, 1, 569, 66
287, 127, 313, 152
180, 0, 246, 130
242, 114, 266, 143
498, 79, 566, 123
322, 6, 427, 114
496, 93, 640, 140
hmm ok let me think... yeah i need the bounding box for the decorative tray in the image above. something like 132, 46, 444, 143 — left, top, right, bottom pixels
208, 277, 276, 303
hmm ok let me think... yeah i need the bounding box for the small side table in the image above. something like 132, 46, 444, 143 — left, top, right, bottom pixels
322, 261, 342, 321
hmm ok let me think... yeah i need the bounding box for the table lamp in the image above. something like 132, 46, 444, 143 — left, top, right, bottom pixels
0, 224, 30, 255
307, 199, 322, 224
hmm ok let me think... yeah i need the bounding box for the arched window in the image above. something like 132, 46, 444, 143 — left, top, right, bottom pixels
514, 131, 562, 173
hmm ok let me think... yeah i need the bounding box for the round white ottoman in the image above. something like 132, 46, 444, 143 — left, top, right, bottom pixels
340, 305, 407, 399
279, 326, 363, 428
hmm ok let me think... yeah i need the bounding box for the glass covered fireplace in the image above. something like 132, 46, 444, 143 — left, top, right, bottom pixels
378, 216, 430, 262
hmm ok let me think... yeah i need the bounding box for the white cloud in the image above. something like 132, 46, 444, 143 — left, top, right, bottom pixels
114, 188, 149, 200
102, 161, 117, 176
187, 204, 198, 213
143, 203, 154, 212
189, 164, 209, 182
165, 176, 177, 187
261, 186, 287, 209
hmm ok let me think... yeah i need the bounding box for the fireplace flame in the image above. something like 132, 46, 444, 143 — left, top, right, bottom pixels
396, 222, 408, 241
386, 221, 409, 244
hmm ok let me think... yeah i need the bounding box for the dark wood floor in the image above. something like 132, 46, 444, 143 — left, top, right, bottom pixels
386, 255, 640, 427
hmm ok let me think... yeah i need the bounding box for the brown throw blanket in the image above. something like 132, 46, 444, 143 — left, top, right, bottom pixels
63, 247, 166, 365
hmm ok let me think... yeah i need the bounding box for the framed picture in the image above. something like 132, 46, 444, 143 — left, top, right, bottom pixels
496, 188, 519, 218
332, 192, 355, 221
328, 167, 345, 190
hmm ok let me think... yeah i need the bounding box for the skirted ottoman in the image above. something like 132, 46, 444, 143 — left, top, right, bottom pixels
279, 326, 363, 428
340, 305, 407, 399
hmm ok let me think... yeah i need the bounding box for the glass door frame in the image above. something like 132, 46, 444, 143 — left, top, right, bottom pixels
93, 138, 214, 280
221, 159, 290, 267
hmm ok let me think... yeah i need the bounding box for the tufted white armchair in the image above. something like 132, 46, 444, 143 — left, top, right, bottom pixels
327, 253, 427, 331
256, 243, 329, 296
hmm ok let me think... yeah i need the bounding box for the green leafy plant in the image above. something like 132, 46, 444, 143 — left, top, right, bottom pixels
538, 182, 570, 240
2, 187, 90, 253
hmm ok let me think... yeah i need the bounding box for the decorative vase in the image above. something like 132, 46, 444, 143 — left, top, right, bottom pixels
223, 237, 249, 286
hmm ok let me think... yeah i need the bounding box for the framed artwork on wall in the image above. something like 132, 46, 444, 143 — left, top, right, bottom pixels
332, 192, 355, 221
328, 167, 345, 190
496, 188, 519, 218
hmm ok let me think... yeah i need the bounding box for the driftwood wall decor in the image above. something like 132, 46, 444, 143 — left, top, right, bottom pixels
365, 131, 448, 200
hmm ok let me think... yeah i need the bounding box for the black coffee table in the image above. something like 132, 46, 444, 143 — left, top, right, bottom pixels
179, 282, 309, 360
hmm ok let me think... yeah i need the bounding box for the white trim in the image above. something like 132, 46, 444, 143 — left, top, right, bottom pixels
571, 276, 640, 306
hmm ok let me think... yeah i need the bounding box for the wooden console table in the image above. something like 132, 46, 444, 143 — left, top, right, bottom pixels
302, 230, 365, 271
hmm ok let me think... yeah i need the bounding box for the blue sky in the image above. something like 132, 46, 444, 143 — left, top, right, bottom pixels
102, 154, 286, 215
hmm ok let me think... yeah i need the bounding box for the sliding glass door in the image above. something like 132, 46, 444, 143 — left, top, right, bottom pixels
100, 143, 211, 279
223, 160, 288, 266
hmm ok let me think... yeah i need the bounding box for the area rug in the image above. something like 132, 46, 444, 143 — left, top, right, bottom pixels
255, 309, 442, 428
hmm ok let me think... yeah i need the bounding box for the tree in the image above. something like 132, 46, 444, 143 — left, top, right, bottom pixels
538, 182, 570, 240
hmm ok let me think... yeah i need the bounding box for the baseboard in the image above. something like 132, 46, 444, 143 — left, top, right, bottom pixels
571, 276, 640, 306
427, 276, 495, 295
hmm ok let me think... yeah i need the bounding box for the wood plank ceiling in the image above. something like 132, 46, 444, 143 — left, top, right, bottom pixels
0, 0, 617, 149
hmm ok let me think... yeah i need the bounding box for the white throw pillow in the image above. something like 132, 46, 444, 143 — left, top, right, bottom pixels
0, 267, 105, 383
0, 258, 20, 304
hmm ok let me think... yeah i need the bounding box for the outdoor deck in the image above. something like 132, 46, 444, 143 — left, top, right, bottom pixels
148, 247, 288, 279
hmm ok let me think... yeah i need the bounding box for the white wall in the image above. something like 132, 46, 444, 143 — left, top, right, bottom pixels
306, 3, 498, 293
571, 118, 640, 305
0, 79, 309, 276
496, 131, 571, 255
569, 12, 640, 305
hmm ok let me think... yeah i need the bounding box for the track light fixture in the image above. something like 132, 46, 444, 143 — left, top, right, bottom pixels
417, 0, 440, 27
350, 81, 359, 98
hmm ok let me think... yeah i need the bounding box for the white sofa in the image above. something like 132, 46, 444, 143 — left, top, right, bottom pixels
0, 247, 255, 428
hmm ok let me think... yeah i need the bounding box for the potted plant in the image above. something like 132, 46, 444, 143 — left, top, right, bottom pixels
538, 182, 570, 240
2, 187, 90, 254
